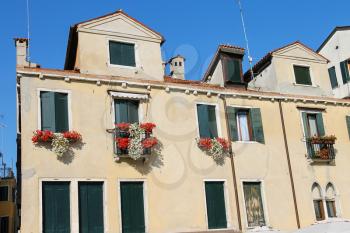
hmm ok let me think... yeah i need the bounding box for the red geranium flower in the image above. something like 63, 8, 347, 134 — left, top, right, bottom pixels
198, 138, 212, 150
115, 123, 130, 131
142, 137, 158, 149
116, 137, 130, 150
216, 138, 230, 150
140, 123, 156, 133
63, 131, 82, 142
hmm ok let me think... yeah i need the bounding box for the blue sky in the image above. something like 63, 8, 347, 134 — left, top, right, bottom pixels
0, 0, 349, 170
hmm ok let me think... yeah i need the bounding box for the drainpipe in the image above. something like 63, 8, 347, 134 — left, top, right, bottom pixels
278, 100, 301, 228
221, 95, 243, 232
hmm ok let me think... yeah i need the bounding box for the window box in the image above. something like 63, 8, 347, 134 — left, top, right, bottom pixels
306, 136, 337, 161
197, 138, 230, 161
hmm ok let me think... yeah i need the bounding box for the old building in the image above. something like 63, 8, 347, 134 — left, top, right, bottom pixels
0, 169, 16, 233
15, 10, 350, 233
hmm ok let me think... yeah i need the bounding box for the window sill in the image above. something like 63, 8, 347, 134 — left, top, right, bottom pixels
293, 83, 319, 88
234, 141, 258, 144
108, 63, 137, 70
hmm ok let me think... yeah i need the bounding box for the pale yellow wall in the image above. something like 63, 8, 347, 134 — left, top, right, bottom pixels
0, 178, 16, 233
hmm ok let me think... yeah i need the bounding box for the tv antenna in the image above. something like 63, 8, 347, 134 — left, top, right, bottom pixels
26, 0, 31, 61
236, 0, 254, 81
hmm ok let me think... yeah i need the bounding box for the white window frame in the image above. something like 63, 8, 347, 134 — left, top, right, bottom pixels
118, 179, 148, 233
324, 182, 341, 219
39, 178, 108, 233
202, 179, 233, 231
292, 63, 317, 87
194, 102, 222, 138
37, 88, 72, 131
241, 179, 269, 229
0, 185, 9, 202
106, 38, 140, 70
111, 97, 144, 126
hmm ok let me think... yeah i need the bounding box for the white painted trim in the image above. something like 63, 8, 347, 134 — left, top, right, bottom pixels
106, 38, 140, 70
38, 178, 108, 233
240, 179, 269, 229
194, 102, 222, 138
202, 179, 233, 230
292, 63, 317, 87
109, 91, 148, 100
36, 88, 73, 131
117, 179, 148, 233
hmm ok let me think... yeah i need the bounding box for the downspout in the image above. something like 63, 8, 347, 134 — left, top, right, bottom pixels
221, 95, 242, 232
278, 100, 301, 228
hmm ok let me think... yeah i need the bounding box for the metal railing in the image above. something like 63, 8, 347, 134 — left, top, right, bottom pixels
306, 139, 335, 161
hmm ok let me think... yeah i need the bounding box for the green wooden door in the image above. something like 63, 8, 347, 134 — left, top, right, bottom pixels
120, 182, 145, 233
205, 182, 227, 229
42, 182, 70, 233
79, 182, 104, 233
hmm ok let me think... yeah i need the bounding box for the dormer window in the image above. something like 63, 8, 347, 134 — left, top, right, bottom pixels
294, 65, 312, 85
340, 59, 350, 84
223, 56, 242, 84
109, 41, 136, 67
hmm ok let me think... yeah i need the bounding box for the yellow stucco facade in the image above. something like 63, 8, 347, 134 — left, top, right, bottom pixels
0, 177, 16, 233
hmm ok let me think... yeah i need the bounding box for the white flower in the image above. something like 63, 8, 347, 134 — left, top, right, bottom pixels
128, 123, 146, 160
51, 133, 70, 157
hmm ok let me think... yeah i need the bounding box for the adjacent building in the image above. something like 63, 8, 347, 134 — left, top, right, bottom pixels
0, 169, 16, 233
15, 10, 350, 233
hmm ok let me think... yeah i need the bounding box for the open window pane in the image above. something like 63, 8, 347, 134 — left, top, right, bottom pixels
243, 182, 266, 227
294, 65, 312, 85
109, 41, 136, 67
307, 114, 319, 137
237, 111, 250, 141
326, 200, 336, 218
313, 200, 325, 221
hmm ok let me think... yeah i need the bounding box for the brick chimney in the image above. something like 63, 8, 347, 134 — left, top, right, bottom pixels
169, 55, 185, 80
14, 38, 38, 68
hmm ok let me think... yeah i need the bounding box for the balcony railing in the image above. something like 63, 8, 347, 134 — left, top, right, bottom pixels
306, 136, 336, 161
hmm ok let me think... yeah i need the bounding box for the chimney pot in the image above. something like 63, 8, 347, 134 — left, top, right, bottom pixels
169, 55, 185, 80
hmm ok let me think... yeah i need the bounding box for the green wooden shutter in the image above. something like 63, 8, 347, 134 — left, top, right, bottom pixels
227, 107, 238, 141
226, 58, 241, 83
301, 112, 310, 138
250, 108, 265, 143
42, 182, 70, 233
294, 66, 312, 85
109, 41, 136, 67
122, 43, 136, 67
54, 93, 69, 132
340, 60, 350, 84
78, 182, 104, 233
205, 182, 227, 229
197, 104, 210, 138
316, 113, 325, 136
127, 100, 139, 123
41, 92, 56, 131
207, 105, 218, 138
328, 67, 338, 89
346, 116, 350, 139
120, 182, 145, 233
0, 217, 9, 233
0, 186, 8, 201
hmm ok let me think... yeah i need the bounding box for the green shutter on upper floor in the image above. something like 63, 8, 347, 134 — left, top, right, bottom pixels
301, 112, 310, 138
250, 108, 265, 144
42, 182, 70, 233
78, 182, 104, 233
128, 100, 140, 123
115, 99, 139, 124
205, 182, 227, 229
316, 113, 325, 136
340, 60, 350, 84
227, 107, 238, 141
120, 182, 145, 233
109, 41, 136, 67
197, 104, 210, 138
346, 116, 350, 139
294, 66, 312, 85
54, 92, 69, 132
207, 105, 218, 138
41, 91, 56, 131
225, 58, 241, 83
328, 66, 339, 89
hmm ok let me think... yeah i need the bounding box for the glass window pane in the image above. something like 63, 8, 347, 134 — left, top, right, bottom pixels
237, 112, 250, 141
308, 115, 319, 137
243, 182, 266, 227
313, 200, 325, 221
326, 200, 336, 218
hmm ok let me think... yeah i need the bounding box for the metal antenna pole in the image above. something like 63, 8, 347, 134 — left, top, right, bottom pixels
26, 0, 31, 61
237, 0, 254, 81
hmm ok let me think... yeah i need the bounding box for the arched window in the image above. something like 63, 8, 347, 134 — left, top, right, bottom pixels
325, 183, 337, 218
312, 183, 325, 221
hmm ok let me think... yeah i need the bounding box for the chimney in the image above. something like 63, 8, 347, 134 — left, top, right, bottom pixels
169, 55, 185, 80
14, 38, 38, 68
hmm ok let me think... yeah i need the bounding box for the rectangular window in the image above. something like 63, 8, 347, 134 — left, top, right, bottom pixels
205, 181, 227, 229
346, 116, 350, 139
294, 65, 312, 85
0, 186, 8, 201
301, 112, 325, 138
78, 182, 104, 233
224, 57, 242, 83
109, 41, 136, 67
196, 104, 218, 139
313, 200, 325, 221
328, 66, 338, 89
340, 60, 350, 84
42, 182, 70, 233
243, 182, 266, 227
114, 99, 139, 124
326, 200, 336, 218
227, 107, 265, 143
120, 182, 145, 233
40, 91, 69, 132
0, 216, 9, 233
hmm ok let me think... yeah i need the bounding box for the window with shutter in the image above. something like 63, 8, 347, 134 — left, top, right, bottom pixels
120, 182, 145, 233
340, 60, 350, 84
0, 186, 8, 201
109, 41, 136, 67
78, 182, 104, 233
346, 116, 350, 139
224, 57, 242, 83
205, 182, 227, 229
294, 65, 312, 85
243, 182, 266, 227
40, 91, 69, 132
0, 216, 9, 233
114, 99, 139, 124
196, 104, 218, 138
328, 66, 338, 89
42, 182, 70, 233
